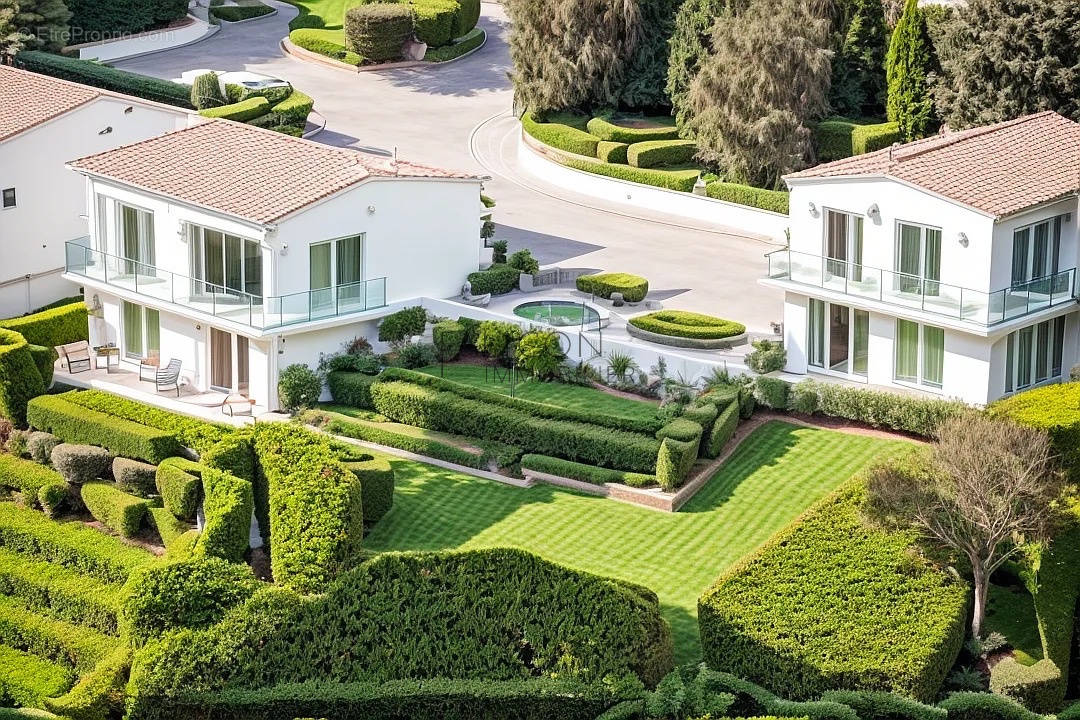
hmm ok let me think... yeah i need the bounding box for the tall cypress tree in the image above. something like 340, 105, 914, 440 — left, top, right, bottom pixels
829, 0, 888, 118
885, 0, 934, 140
15, 0, 69, 52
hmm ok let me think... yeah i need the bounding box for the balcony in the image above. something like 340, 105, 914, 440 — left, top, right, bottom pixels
66, 242, 387, 330
765, 248, 1076, 327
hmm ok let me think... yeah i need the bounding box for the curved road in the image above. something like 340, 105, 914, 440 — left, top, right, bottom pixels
116, 2, 782, 331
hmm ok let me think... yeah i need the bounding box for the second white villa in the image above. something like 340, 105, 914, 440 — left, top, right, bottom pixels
64, 118, 482, 411
763, 111, 1080, 406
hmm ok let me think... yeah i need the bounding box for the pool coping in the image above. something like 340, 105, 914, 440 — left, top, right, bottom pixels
513, 296, 611, 329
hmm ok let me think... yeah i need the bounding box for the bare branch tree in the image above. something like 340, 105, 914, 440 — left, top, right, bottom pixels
866, 413, 1065, 637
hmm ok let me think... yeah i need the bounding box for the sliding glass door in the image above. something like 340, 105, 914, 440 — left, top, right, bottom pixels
1005, 316, 1065, 392
119, 204, 154, 276
122, 301, 159, 361
894, 319, 944, 389
310, 235, 364, 311
896, 222, 941, 296
824, 210, 863, 282
807, 298, 867, 378
190, 226, 262, 300
1012, 217, 1061, 286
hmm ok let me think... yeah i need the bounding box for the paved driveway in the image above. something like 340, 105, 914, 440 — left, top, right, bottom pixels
116, 2, 784, 331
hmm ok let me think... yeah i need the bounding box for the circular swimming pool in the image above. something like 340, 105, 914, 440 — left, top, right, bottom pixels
513, 299, 608, 328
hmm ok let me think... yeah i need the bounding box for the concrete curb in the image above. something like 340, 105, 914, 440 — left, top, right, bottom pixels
77, 15, 221, 63
280, 29, 486, 73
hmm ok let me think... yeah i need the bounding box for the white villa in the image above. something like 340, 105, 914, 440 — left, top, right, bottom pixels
0, 66, 189, 316
65, 118, 482, 411
762, 111, 1080, 406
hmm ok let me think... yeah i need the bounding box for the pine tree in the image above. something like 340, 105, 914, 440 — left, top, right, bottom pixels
14, 0, 69, 52
829, 0, 888, 118
666, 0, 747, 129
686, 0, 834, 189
933, 0, 1080, 129
884, 0, 934, 140
0, 0, 31, 59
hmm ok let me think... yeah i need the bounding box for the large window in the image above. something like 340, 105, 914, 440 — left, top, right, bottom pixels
824, 209, 864, 281
894, 319, 943, 389
310, 235, 364, 307
119, 203, 155, 275
895, 222, 941, 295
1011, 217, 1062, 287
189, 225, 262, 298
122, 301, 159, 361
1005, 316, 1065, 393
808, 298, 868, 377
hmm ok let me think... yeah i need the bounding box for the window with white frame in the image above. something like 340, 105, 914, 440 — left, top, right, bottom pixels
309, 235, 364, 307
1011, 217, 1062, 287
895, 221, 941, 296
894, 318, 944, 389
122, 300, 160, 361
96, 195, 155, 273
1005, 316, 1065, 393
1, 188, 15, 209
808, 298, 869, 377
188, 224, 262, 299
824, 209, 864, 281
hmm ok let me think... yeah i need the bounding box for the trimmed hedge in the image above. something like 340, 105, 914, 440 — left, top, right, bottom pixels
815, 119, 901, 162
627, 139, 697, 169
148, 506, 190, 548
0, 644, 72, 708
989, 383, 1080, 479
193, 468, 253, 563
28, 395, 181, 464
706, 181, 791, 214
597, 141, 630, 164
127, 548, 673, 695
0, 593, 115, 673
271, 91, 314, 125
42, 645, 130, 720
521, 454, 656, 488
0, 328, 45, 426
211, 2, 274, 21
0, 546, 121, 634
656, 417, 703, 443
561, 156, 700, 192
432, 320, 465, 362
60, 390, 230, 455
467, 264, 521, 295
156, 458, 202, 521
576, 272, 649, 303
67, 0, 187, 37
676, 668, 857, 720
81, 483, 149, 538
521, 112, 600, 157
681, 402, 718, 438
369, 379, 661, 471
0, 453, 66, 510
252, 424, 363, 593
27, 431, 60, 464
343, 455, 395, 526
289, 29, 362, 65
344, 3, 414, 62
112, 457, 157, 497
586, 117, 680, 143
199, 97, 271, 121
14, 52, 193, 109
698, 481, 968, 702
795, 379, 968, 438
989, 658, 1063, 715
424, 26, 485, 61
315, 411, 489, 469
0, 502, 150, 583
937, 692, 1046, 720
629, 311, 745, 340
27, 344, 56, 389
655, 436, 698, 491
51, 443, 111, 485
705, 400, 740, 459
327, 371, 379, 410
411, 0, 458, 47
821, 689, 945, 719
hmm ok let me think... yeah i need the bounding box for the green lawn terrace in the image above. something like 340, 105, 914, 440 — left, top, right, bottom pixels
364, 420, 908, 662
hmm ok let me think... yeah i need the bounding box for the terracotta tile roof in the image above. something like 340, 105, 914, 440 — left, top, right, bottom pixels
68, 119, 479, 224
786, 112, 1080, 217
0, 65, 101, 143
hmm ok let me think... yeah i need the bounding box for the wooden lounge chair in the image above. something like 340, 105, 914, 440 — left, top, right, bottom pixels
56, 341, 91, 374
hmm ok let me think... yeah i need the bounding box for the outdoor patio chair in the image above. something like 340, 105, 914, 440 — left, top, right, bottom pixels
221, 392, 254, 417
138, 353, 161, 382
147, 358, 182, 397
56, 341, 91, 374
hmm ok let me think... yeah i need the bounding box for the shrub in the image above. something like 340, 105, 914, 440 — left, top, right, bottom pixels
508, 248, 540, 275
521, 111, 600, 157
199, 96, 271, 121
289, 29, 362, 65
410, 0, 458, 46
148, 507, 189, 547
321, 351, 381, 374
521, 454, 656, 488
190, 71, 225, 110
432, 320, 466, 362
936, 691, 1046, 720
627, 139, 697, 168
37, 481, 68, 517
655, 436, 698, 491
271, 91, 313, 124
121, 557, 261, 646
395, 342, 437, 370
0, 645, 72, 708
753, 377, 790, 409
314, 410, 489, 469
212, 2, 275, 20
597, 141, 629, 163
328, 371, 380, 409
344, 3, 413, 62
0, 588, 114, 674
51, 444, 111, 485
705, 181, 791, 214
681, 402, 718, 436
155, 458, 202, 521
656, 417, 703, 443
475, 321, 523, 360
80, 483, 149, 538
343, 454, 395, 526
126, 548, 674, 696
989, 383, 1080, 479
26, 345, 55, 389
587, 117, 681, 143
26, 431, 59, 464
13, 52, 193, 108
0, 453, 64, 508
201, 433, 256, 484
277, 363, 322, 412
42, 646, 129, 720
453, 0, 480, 36
490, 239, 507, 264
0, 329, 44, 427
516, 330, 565, 378
801, 379, 968, 438
369, 380, 660, 471
815, 119, 902, 161
66, 0, 187, 36
378, 305, 427, 346
698, 481, 968, 702
467, 264, 520, 295
747, 339, 787, 373
576, 272, 649, 303
821, 689, 945, 719
112, 457, 157, 497
28, 395, 181, 464
562, 156, 701, 192
705, 400, 739, 458
988, 658, 1063, 715
458, 316, 482, 348
629, 311, 744, 340
252, 424, 363, 593
193, 468, 253, 564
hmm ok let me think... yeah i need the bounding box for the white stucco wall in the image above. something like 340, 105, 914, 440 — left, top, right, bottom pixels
989, 198, 1080, 290
0, 97, 188, 317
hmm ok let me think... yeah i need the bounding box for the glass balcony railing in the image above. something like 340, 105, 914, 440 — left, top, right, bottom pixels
65, 241, 387, 330
765, 248, 1076, 326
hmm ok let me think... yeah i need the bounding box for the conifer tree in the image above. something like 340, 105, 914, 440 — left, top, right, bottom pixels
0, 0, 31, 58
829, 0, 887, 118
885, 0, 934, 140
14, 0, 69, 52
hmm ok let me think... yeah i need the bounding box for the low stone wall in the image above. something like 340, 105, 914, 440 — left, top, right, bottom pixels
626, 322, 748, 350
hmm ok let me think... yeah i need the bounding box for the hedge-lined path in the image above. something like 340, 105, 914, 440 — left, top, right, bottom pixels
363, 420, 909, 663
111, 2, 783, 332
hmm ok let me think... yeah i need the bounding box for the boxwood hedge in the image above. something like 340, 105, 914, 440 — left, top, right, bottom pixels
0, 300, 87, 348
576, 272, 649, 303
655, 436, 698, 491
314, 410, 489, 469
127, 548, 673, 697
629, 311, 745, 340
27, 395, 181, 464
989, 383, 1080, 479
81, 483, 150, 539
792, 379, 968, 438
821, 689, 945, 719
521, 111, 599, 157
0, 453, 66, 511
41, 645, 130, 720
0, 546, 121, 634
705, 181, 791, 214
521, 454, 656, 488
0, 329, 44, 426
937, 692, 1046, 720
0, 644, 72, 708
198, 97, 271, 122
467, 264, 521, 295
815, 119, 901, 162
698, 481, 968, 702
156, 458, 202, 521
0, 593, 115, 673
14, 52, 193, 109
705, 400, 739, 459
597, 140, 629, 164
989, 658, 1063, 714
289, 29, 362, 66
586, 117, 680, 143
562, 156, 700, 192
193, 468, 254, 564
344, 3, 414, 61
627, 139, 697, 169
342, 454, 394, 526
328, 370, 379, 409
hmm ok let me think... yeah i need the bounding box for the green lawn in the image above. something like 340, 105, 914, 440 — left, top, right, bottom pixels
417, 364, 659, 423
985, 583, 1043, 664
284, 0, 348, 44
364, 421, 905, 662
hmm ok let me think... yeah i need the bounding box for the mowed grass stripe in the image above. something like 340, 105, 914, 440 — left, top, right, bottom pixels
364, 421, 904, 662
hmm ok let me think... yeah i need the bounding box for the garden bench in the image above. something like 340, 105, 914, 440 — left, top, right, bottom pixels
56, 341, 91, 374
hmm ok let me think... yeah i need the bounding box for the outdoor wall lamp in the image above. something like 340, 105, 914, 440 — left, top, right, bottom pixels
866, 203, 880, 219
958, 232, 969, 248
98, 126, 112, 135
808, 202, 818, 216
367, 205, 376, 214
